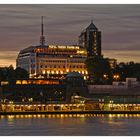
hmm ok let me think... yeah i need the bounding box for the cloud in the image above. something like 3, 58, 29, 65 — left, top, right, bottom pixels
103, 50, 140, 63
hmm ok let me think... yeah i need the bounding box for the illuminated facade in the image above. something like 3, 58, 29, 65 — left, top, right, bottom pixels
16, 45, 88, 79
16, 17, 88, 79
79, 20, 101, 57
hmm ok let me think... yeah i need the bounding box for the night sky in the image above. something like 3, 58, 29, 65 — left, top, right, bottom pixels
0, 4, 140, 67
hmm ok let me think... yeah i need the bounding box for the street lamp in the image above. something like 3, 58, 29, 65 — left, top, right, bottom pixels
103, 74, 108, 79
113, 74, 120, 81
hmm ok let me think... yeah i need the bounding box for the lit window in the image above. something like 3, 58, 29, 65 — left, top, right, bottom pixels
60, 71, 63, 74
16, 80, 21, 85
51, 71, 54, 74
43, 70, 45, 74
22, 80, 28, 84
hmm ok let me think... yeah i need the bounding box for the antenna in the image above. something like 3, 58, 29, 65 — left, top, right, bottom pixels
40, 16, 45, 45
41, 16, 44, 36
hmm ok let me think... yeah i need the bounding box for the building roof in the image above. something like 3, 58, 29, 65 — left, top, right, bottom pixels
79, 21, 98, 37
19, 45, 48, 54
66, 72, 83, 78
86, 21, 98, 31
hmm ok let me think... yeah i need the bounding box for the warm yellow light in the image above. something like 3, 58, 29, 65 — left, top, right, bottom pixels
103, 74, 107, 78
16, 80, 21, 84
77, 50, 85, 54
60, 71, 63, 74
1, 81, 9, 85
84, 76, 86, 80
43, 70, 45, 74
66, 69, 69, 72
22, 80, 27, 84
47, 71, 50, 74
60, 114, 64, 118
113, 74, 120, 80
51, 71, 54, 74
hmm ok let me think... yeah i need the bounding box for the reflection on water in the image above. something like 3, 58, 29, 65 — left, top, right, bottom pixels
1, 114, 140, 119
0, 114, 140, 136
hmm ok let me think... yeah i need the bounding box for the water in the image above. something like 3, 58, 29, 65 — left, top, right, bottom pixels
0, 114, 140, 136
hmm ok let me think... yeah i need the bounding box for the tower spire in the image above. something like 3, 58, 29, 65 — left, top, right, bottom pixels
40, 16, 45, 45
41, 16, 43, 36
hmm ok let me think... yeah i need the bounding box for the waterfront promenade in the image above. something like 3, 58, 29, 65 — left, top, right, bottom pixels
1, 102, 140, 115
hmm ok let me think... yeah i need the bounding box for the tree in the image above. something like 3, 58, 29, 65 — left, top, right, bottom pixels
14, 67, 29, 79
113, 62, 140, 81
0, 66, 29, 84
85, 55, 112, 84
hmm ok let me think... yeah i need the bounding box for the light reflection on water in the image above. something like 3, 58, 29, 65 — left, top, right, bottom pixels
0, 114, 140, 119
0, 114, 140, 136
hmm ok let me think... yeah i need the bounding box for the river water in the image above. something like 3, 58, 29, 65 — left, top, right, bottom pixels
0, 114, 140, 136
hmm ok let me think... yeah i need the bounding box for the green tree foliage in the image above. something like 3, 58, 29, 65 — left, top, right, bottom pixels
85, 55, 112, 84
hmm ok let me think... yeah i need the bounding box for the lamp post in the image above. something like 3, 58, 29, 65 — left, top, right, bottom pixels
113, 74, 120, 81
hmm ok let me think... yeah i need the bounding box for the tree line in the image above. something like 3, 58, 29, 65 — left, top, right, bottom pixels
0, 65, 29, 82
85, 56, 140, 85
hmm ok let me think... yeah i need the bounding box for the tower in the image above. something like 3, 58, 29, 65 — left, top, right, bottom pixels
79, 20, 101, 57
40, 16, 45, 46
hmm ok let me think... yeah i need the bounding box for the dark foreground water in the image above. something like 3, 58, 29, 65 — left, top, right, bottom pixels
0, 114, 140, 136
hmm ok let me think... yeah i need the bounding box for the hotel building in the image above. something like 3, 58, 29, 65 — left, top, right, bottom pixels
16, 17, 88, 79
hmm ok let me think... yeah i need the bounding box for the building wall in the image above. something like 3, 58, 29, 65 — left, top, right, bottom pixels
37, 56, 88, 78
16, 52, 31, 72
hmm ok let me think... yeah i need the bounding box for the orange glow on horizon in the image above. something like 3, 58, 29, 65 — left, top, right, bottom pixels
0, 50, 140, 69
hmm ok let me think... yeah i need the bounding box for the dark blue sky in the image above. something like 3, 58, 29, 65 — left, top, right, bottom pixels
0, 5, 140, 66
